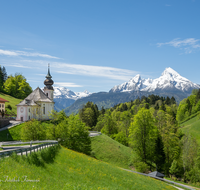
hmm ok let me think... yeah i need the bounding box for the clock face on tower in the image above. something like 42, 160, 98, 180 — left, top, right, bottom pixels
20, 107, 24, 113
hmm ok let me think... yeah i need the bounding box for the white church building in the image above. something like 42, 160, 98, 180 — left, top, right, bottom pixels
16, 66, 54, 122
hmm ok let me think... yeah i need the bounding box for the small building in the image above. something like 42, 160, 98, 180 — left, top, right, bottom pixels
16, 65, 54, 122
0, 97, 9, 112
148, 171, 165, 178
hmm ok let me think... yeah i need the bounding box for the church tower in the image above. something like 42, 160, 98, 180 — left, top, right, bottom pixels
43, 64, 54, 100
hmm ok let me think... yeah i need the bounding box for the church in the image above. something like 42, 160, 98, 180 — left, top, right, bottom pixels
16, 66, 54, 122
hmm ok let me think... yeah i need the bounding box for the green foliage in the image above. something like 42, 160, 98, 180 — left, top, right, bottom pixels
60, 114, 91, 155
176, 91, 200, 123
0, 65, 7, 91
4, 73, 32, 99
21, 119, 46, 141
100, 110, 118, 137
129, 108, 157, 164
79, 101, 99, 129
113, 131, 128, 146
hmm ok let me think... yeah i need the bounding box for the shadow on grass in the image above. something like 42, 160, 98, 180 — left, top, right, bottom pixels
11, 144, 61, 167
0, 129, 14, 141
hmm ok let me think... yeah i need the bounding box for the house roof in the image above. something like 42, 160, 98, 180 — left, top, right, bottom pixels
0, 97, 9, 102
148, 171, 165, 178
17, 87, 54, 106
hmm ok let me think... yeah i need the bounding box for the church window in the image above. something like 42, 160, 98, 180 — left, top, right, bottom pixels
46, 93, 48, 97
43, 104, 45, 114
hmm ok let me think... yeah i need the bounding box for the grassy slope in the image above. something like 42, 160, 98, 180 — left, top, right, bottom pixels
0, 92, 22, 114
180, 115, 200, 144
91, 134, 133, 169
0, 146, 176, 190
0, 123, 23, 141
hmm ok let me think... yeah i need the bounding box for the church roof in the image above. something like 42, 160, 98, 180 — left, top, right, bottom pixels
17, 87, 54, 106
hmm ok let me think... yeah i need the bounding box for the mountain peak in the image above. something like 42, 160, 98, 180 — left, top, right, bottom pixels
161, 67, 180, 77
110, 67, 200, 93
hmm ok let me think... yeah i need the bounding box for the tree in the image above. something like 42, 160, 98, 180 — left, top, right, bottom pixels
0, 66, 7, 91
155, 103, 159, 110
160, 102, 166, 112
21, 119, 46, 141
61, 115, 91, 155
79, 101, 99, 129
129, 108, 157, 165
154, 135, 165, 171
4, 74, 32, 99
170, 96, 176, 105
165, 96, 171, 105
101, 110, 117, 137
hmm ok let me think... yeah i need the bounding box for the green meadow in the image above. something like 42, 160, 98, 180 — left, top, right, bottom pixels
0, 145, 176, 190
91, 134, 132, 169
0, 92, 22, 115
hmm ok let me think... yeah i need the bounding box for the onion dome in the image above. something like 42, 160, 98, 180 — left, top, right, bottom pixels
44, 64, 54, 90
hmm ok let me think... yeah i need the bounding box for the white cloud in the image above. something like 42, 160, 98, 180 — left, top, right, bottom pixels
157, 38, 200, 53
54, 62, 138, 81
6, 63, 32, 68
0, 49, 59, 59
54, 82, 83, 87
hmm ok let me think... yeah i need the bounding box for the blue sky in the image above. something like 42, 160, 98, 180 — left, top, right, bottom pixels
0, 0, 200, 93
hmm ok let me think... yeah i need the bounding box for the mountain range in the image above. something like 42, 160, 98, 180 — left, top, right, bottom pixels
54, 87, 91, 111
53, 67, 200, 114
110, 67, 200, 94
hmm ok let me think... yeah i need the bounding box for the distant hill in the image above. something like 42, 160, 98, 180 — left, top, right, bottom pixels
64, 90, 188, 115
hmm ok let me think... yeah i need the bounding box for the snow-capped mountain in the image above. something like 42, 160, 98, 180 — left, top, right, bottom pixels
54, 87, 91, 111
110, 67, 200, 94
54, 87, 91, 100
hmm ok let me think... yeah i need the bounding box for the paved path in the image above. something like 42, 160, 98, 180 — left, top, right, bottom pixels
89, 131, 101, 137
121, 168, 195, 190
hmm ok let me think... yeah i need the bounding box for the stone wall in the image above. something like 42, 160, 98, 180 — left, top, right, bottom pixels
0, 119, 10, 128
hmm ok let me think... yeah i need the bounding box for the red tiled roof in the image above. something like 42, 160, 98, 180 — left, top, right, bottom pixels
0, 97, 9, 102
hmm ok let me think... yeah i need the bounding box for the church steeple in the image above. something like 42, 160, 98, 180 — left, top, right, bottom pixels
44, 64, 54, 100
44, 64, 54, 90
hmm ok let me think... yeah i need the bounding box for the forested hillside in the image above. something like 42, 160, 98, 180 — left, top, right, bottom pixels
78, 92, 200, 184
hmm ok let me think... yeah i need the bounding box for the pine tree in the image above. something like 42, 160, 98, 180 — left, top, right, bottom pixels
170, 96, 176, 105
155, 103, 159, 110
2, 66, 7, 83
160, 102, 166, 112
165, 96, 171, 105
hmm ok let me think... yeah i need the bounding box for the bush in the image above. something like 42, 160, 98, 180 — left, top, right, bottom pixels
21, 119, 46, 141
